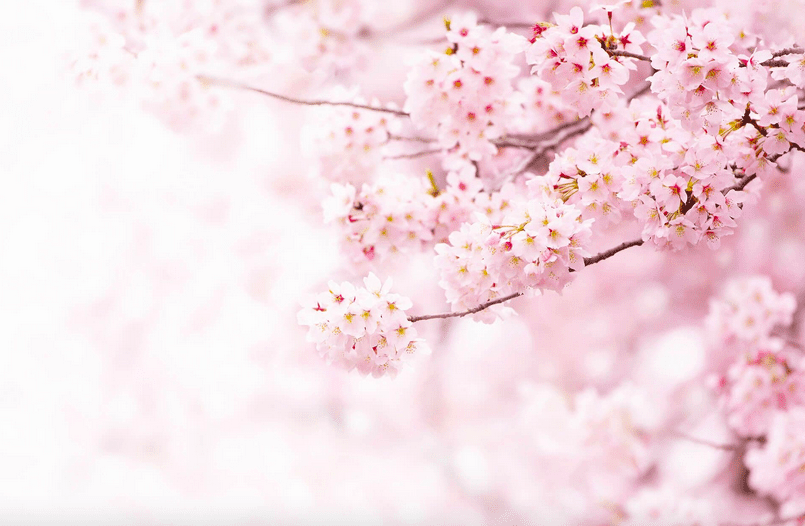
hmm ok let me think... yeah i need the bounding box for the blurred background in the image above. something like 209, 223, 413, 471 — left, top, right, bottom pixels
3, 0, 805, 524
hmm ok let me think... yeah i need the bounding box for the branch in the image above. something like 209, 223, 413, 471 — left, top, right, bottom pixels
723, 514, 805, 526
608, 49, 652, 62
671, 430, 741, 451
583, 238, 644, 266
383, 148, 443, 160
628, 82, 652, 101
388, 134, 436, 143
728, 173, 757, 192
771, 46, 804, 58
477, 19, 536, 29
197, 75, 410, 117
407, 292, 523, 322
408, 237, 644, 323
505, 117, 590, 144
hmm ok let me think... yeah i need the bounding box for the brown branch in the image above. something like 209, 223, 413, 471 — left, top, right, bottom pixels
197, 75, 410, 117
771, 46, 804, 58
407, 292, 523, 322
628, 82, 652, 101
608, 49, 651, 62
728, 173, 757, 192
583, 238, 644, 266
506, 117, 590, 144
759, 59, 790, 68
408, 237, 644, 323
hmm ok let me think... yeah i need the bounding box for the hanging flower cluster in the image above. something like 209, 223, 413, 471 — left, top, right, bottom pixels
403, 13, 527, 160
297, 273, 428, 378
434, 192, 593, 322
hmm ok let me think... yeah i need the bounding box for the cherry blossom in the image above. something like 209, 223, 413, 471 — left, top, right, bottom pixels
297, 273, 429, 378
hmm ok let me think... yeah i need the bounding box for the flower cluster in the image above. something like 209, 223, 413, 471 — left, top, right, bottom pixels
509, 77, 577, 136
403, 13, 527, 160
707, 278, 803, 439
73, 0, 276, 131
526, 6, 644, 117
540, 132, 626, 224
268, 0, 373, 74
297, 273, 428, 378
571, 383, 658, 482
706, 276, 796, 345
434, 193, 593, 322
608, 98, 748, 250
706, 278, 805, 514
745, 408, 805, 518
714, 341, 805, 437
322, 173, 435, 264
647, 9, 745, 133
303, 89, 400, 185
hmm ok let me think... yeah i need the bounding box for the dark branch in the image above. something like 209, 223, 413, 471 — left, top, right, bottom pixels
407, 292, 523, 322
583, 238, 644, 266
608, 49, 652, 62
408, 237, 644, 323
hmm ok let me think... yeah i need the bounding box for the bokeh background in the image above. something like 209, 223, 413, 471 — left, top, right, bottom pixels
4, 0, 805, 524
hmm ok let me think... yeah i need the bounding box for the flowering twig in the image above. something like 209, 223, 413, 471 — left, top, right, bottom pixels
408, 237, 644, 323
407, 292, 524, 322
197, 75, 410, 117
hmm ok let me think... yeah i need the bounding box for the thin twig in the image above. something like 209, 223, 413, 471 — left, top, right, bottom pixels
608, 49, 651, 62
408, 236, 643, 323
477, 19, 537, 29
506, 117, 590, 144
583, 238, 644, 266
671, 430, 740, 451
388, 134, 436, 143
408, 292, 523, 323
197, 75, 410, 117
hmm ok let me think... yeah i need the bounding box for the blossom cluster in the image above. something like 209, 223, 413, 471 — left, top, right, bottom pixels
526, 6, 645, 117
647, 10, 805, 173
745, 408, 805, 518
297, 273, 428, 378
322, 173, 435, 264
403, 13, 527, 161
434, 191, 593, 322
708, 278, 805, 514
303, 89, 400, 185
323, 167, 530, 266
706, 276, 796, 345
516, 382, 659, 513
